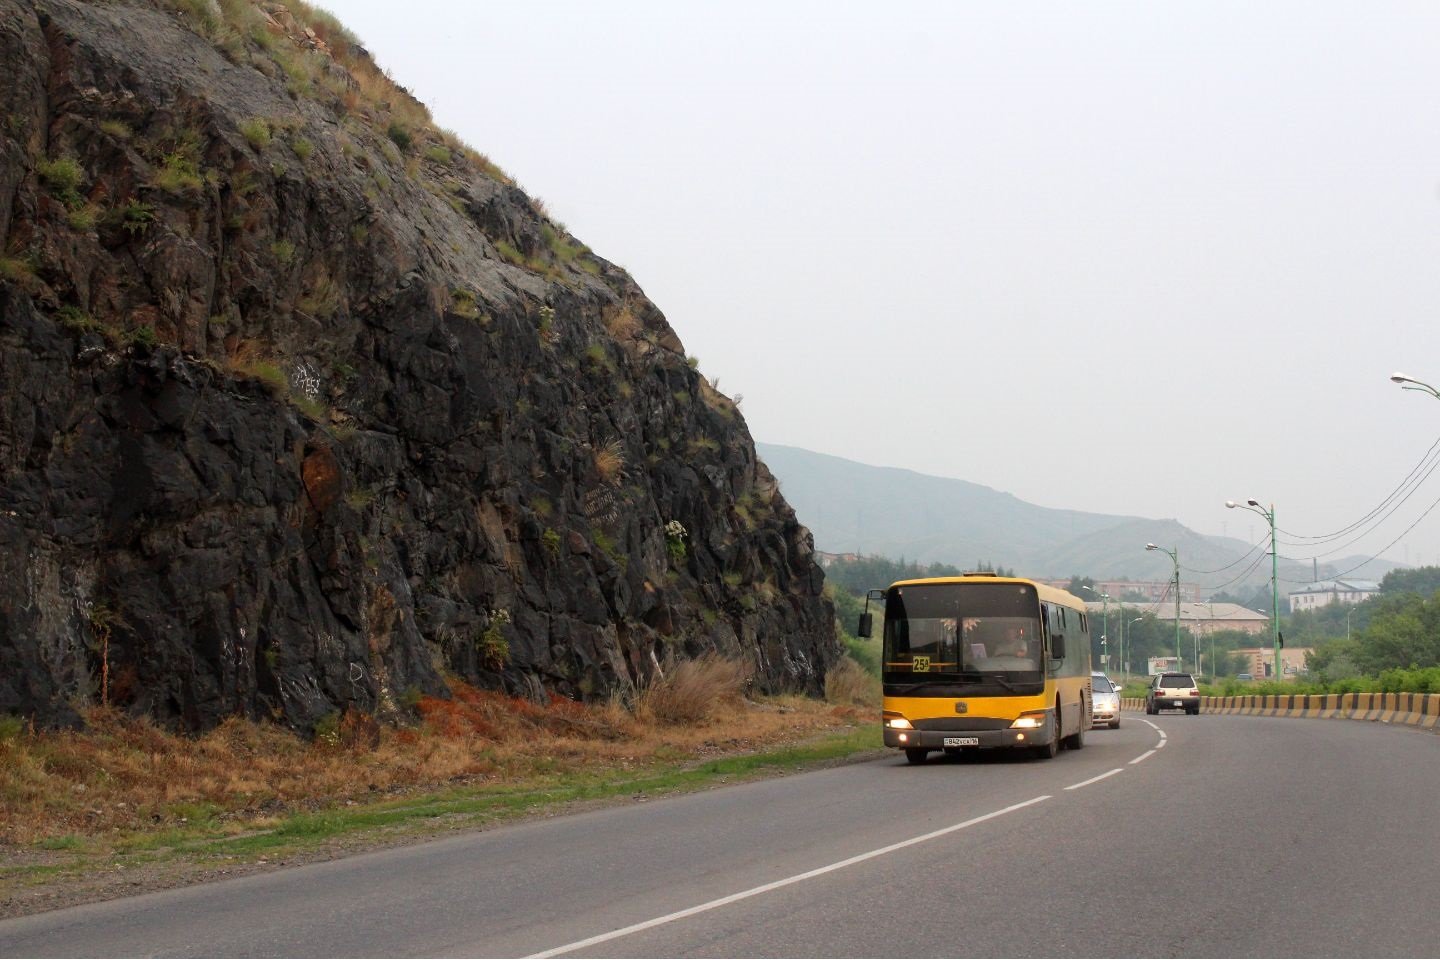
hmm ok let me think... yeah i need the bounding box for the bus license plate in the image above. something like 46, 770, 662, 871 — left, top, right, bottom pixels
944, 737, 979, 747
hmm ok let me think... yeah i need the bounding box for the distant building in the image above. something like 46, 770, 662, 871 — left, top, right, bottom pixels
1083, 600, 1268, 636
1235, 645, 1312, 679
1287, 579, 1380, 613
1044, 579, 1203, 602
814, 551, 861, 568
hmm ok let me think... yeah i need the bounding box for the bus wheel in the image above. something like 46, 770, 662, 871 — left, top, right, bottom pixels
904, 748, 930, 765
1031, 734, 1059, 760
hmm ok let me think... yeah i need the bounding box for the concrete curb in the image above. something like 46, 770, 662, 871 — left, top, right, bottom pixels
1121, 693, 1440, 729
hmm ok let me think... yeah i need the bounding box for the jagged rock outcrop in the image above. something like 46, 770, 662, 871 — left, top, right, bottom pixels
0, 0, 837, 730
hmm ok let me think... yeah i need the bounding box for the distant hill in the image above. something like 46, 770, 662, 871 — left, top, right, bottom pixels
758, 443, 1405, 586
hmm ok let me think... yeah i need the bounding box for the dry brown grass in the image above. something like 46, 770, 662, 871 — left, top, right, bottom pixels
634, 656, 748, 723
825, 655, 880, 706
605, 305, 642, 339
0, 675, 861, 845
594, 439, 625, 484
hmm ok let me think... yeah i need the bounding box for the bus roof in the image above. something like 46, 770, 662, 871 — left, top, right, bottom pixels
885, 574, 1085, 607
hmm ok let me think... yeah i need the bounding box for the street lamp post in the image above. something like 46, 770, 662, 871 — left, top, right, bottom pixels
1146, 543, 1182, 670
1227, 498, 1280, 680
1079, 585, 1110, 670
1129, 617, 1144, 679
1203, 597, 1217, 681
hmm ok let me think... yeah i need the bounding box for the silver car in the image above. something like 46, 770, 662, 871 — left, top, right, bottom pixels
1091, 672, 1121, 729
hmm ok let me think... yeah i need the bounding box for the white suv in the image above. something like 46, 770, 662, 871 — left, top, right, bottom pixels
1146, 673, 1200, 715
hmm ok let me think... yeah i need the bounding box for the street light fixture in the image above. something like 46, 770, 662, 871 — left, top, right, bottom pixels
1391, 372, 1440, 399
1146, 543, 1182, 670
1227, 498, 1281, 681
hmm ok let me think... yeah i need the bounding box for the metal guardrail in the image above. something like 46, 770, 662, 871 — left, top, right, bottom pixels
1120, 692, 1440, 730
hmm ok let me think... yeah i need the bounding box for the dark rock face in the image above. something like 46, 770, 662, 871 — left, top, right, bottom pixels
0, 0, 837, 731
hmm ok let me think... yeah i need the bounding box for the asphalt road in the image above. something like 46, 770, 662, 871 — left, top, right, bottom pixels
3, 713, 1439, 958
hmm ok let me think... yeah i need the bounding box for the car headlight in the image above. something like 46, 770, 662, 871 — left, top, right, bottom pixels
885, 717, 913, 730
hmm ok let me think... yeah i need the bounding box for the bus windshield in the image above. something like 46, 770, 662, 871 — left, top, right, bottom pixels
883, 581, 1043, 682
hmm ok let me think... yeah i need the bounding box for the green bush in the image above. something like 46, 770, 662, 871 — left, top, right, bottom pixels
843, 635, 882, 678
239, 118, 271, 149
386, 123, 412, 152
153, 152, 203, 194
37, 156, 84, 207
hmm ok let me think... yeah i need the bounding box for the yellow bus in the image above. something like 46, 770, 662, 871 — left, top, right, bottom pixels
857, 573, 1092, 763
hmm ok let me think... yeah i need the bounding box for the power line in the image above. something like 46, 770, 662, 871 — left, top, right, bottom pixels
1192, 545, 1271, 595
1278, 483, 1440, 584
1181, 535, 1268, 576
1276, 429, 1440, 546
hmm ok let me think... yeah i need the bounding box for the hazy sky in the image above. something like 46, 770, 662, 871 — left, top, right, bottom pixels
335, 1, 1440, 568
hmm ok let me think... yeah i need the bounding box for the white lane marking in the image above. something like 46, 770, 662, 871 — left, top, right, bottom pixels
525, 795, 1053, 958
1064, 768, 1124, 790
1132, 717, 1166, 760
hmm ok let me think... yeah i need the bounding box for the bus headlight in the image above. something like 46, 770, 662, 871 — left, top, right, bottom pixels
885, 717, 913, 730
1010, 712, 1047, 729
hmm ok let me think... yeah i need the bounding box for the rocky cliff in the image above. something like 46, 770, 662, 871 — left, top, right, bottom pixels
0, 0, 837, 731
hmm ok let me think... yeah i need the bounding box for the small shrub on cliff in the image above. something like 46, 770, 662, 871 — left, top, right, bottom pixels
99, 119, 133, 140
386, 123, 412, 152
494, 240, 525, 267
535, 305, 559, 347
127, 325, 158, 348
541, 528, 562, 558
239, 118, 271, 150
479, 609, 511, 669
291, 137, 314, 161
450, 288, 480, 320
664, 520, 688, 563
271, 240, 295, 264
424, 145, 452, 165
117, 200, 154, 235
152, 152, 204, 195
594, 439, 624, 484
298, 272, 340, 319
0, 254, 36, 284
56, 306, 99, 333
37, 156, 84, 208
65, 204, 99, 232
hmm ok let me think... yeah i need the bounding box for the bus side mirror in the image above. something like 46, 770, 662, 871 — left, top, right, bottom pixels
1050, 634, 1066, 661
857, 613, 872, 638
